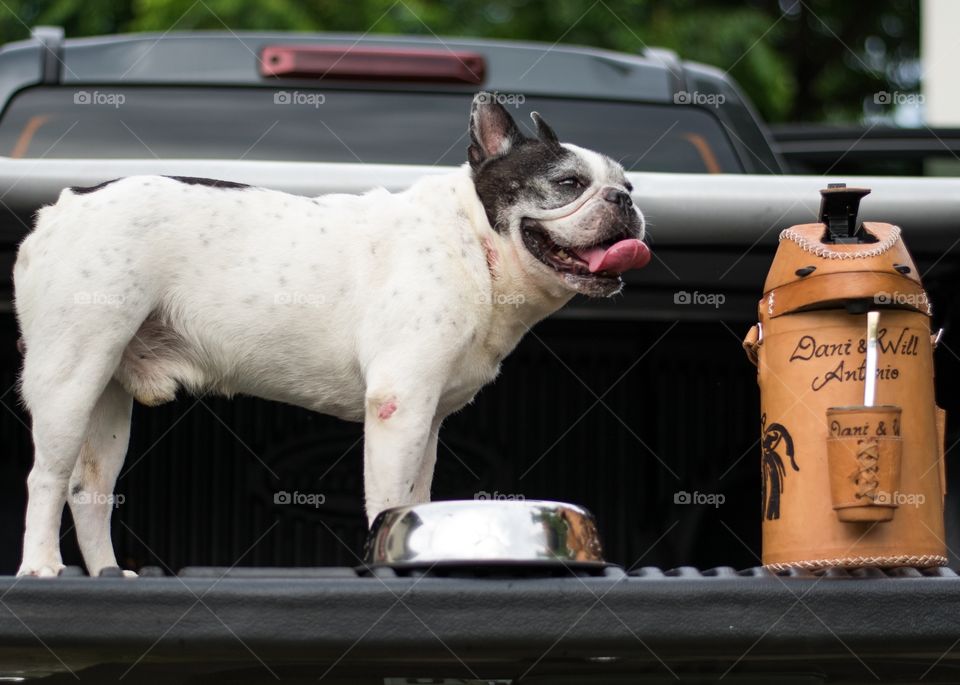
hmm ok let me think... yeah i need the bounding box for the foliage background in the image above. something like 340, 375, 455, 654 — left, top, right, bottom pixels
0, 0, 921, 123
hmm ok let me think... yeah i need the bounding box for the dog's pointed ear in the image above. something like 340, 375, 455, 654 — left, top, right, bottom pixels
530, 111, 559, 145
468, 92, 526, 169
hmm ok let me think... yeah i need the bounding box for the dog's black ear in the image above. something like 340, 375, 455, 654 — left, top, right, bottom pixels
468, 92, 526, 169
530, 111, 559, 145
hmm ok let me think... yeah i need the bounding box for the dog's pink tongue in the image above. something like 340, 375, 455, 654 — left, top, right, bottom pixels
576, 239, 651, 274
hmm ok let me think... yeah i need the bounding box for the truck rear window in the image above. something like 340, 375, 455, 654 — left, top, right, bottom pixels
0, 87, 742, 173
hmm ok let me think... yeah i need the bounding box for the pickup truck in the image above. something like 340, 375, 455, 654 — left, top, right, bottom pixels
0, 27, 959, 684
772, 124, 960, 176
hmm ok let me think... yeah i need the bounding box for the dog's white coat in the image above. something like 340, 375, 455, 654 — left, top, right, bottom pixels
15, 144, 640, 577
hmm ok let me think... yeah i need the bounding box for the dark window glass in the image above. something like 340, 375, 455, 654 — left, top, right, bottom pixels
0, 87, 742, 173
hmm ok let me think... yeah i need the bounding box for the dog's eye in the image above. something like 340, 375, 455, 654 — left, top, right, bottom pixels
624, 181, 634, 192
557, 177, 584, 189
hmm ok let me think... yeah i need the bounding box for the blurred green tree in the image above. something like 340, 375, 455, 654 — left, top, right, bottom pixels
0, 0, 920, 123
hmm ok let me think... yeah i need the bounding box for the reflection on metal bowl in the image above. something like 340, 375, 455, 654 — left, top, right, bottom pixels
363, 499, 605, 569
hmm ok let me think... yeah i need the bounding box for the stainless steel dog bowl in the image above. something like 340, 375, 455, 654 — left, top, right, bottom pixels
363, 499, 605, 568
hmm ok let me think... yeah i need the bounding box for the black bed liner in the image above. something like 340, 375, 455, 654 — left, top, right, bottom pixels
2, 566, 959, 683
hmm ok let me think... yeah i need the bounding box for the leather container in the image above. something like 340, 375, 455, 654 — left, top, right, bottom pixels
743, 187, 947, 570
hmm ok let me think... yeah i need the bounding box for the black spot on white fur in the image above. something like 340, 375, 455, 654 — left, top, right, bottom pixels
69, 179, 123, 195
165, 176, 252, 190
70, 176, 251, 196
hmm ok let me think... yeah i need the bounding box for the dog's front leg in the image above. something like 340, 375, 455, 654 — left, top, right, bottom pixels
362, 369, 441, 526
409, 417, 441, 505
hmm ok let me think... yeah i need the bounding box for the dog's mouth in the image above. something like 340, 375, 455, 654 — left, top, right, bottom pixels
520, 219, 650, 285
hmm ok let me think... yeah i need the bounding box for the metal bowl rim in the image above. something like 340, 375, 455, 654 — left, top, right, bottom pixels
372, 499, 598, 518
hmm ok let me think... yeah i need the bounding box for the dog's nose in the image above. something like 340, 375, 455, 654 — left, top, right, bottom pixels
603, 187, 633, 210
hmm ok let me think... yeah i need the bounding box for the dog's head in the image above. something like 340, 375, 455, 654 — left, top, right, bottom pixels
468, 92, 649, 297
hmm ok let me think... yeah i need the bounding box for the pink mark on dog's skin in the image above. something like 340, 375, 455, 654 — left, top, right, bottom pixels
377, 400, 398, 420
482, 237, 498, 276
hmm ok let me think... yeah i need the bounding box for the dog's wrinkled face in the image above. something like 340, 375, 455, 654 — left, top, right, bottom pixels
468, 93, 649, 297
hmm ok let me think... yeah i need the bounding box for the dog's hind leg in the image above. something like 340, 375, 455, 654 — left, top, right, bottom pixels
18, 347, 124, 577
67, 380, 133, 577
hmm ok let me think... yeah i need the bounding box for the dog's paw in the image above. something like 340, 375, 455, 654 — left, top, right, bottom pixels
91, 565, 139, 578
16, 562, 66, 577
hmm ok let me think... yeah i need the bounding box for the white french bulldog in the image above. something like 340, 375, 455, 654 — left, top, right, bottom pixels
14, 92, 649, 577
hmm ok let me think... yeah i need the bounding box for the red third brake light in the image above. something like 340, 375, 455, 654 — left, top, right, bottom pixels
260, 45, 486, 85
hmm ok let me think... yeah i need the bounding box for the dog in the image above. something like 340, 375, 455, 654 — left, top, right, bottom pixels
14, 92, 649, 576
